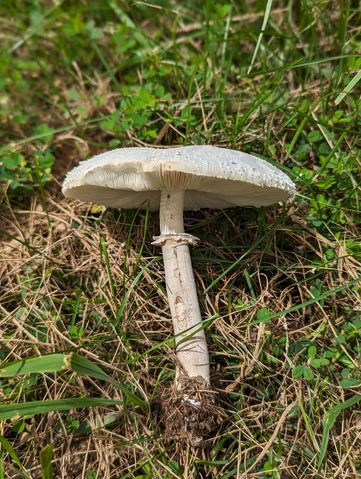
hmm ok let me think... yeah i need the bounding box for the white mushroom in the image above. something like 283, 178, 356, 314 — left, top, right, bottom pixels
63, 145, 295, 385
62, 145, 295, 443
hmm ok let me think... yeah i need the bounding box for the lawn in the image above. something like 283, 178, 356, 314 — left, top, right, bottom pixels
0, 1, 360, 478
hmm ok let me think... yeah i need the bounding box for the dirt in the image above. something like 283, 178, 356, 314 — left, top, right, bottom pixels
154, 376, 224, 447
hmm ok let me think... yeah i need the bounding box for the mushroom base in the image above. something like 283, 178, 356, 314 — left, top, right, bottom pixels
154, 377, 223, 447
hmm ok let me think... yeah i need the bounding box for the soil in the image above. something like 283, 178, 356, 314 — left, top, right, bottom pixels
154, 376, 224, 447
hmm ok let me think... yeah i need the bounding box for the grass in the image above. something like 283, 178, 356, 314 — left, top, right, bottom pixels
0, 0, 360, 477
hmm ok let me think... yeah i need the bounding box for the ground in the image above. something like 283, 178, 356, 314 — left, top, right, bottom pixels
0, 1, 360, 478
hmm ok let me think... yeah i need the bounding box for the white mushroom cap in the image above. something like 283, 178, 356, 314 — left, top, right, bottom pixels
62, 145, 295, 210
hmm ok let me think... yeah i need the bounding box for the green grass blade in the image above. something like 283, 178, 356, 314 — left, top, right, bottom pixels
298, 399, 320, 452
0, 435, 31, 478
335, 69, 361, 105
318, 394, 361, 470
0, 354, 68, 377
91, 41, 121, 90
0, 353, 146, 410
247, 0, 273, 74
99, 236, 117, 305
116, 258, 158, 324
69, 352, 113, 382
69, 353, 146, 410
0, 398, 124, 421
40, 444, 53, 479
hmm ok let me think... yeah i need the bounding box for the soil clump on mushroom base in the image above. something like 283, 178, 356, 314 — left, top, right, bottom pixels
154, 377, 223, 446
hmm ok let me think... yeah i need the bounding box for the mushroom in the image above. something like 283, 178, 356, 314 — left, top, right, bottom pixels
62, 145, 295, 444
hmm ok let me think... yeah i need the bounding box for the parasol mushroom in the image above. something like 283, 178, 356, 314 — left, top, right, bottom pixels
62, 145, 295, 444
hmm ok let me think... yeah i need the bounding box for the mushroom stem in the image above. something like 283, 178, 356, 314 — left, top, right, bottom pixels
152, 189, 210, 387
